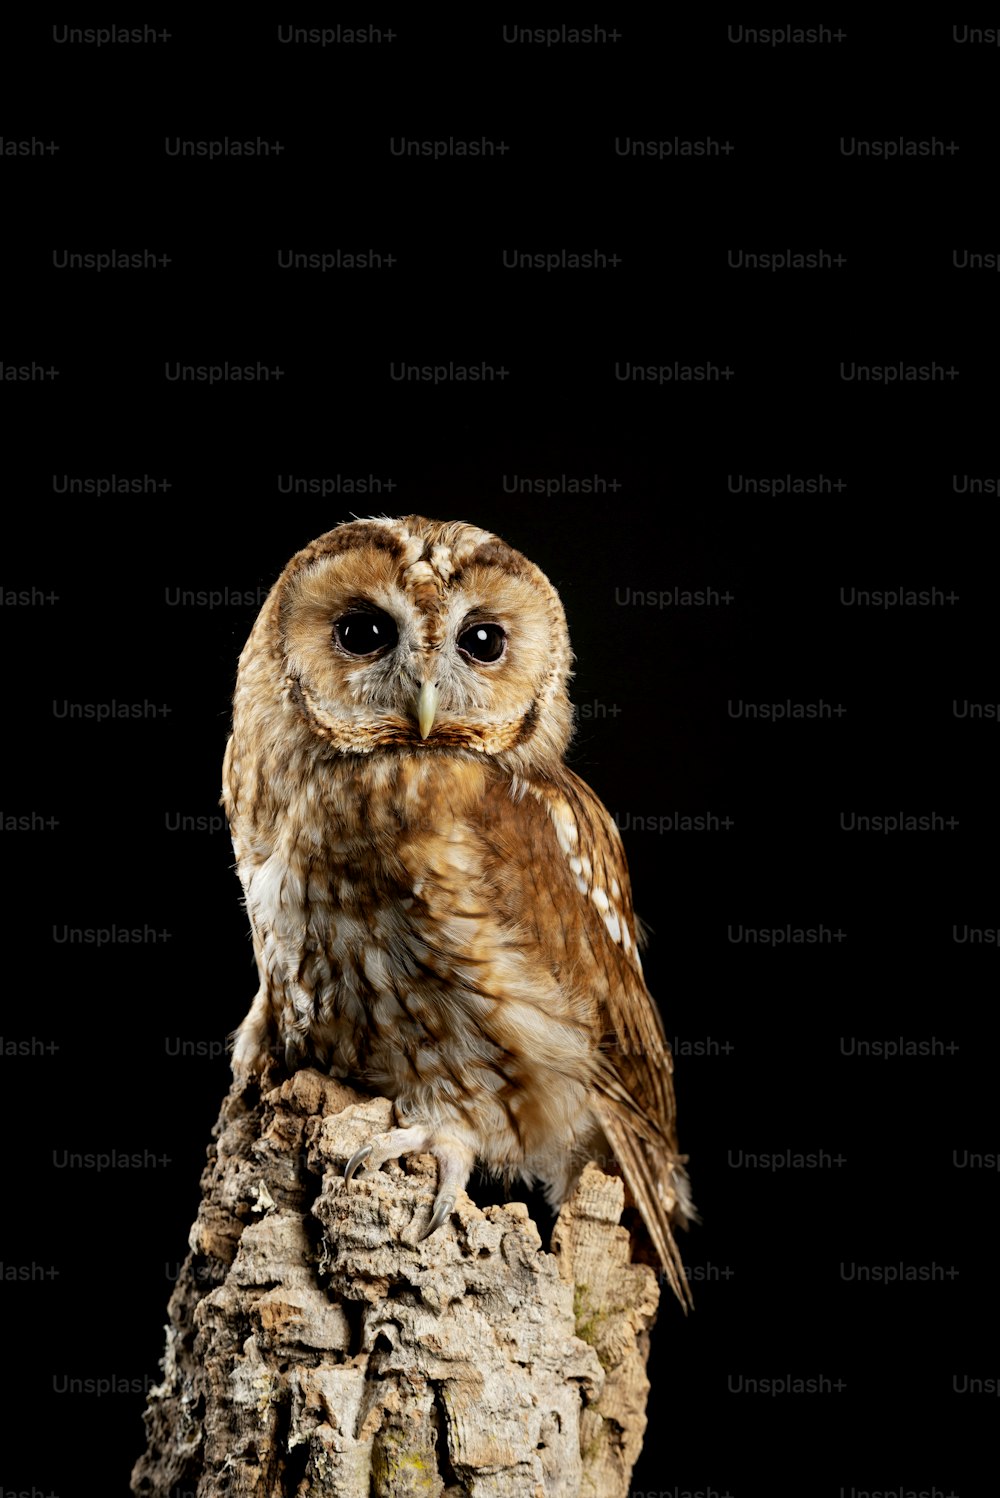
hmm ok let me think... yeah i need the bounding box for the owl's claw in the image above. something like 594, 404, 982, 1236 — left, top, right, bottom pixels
344, 1144, 373, 1183
343, 1126, 430, 1186
341, 1126, 474, 1245
418, 1192, 455, 1241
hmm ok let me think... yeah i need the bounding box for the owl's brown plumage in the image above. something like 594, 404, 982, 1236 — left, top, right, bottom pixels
223, 516, 696, 1308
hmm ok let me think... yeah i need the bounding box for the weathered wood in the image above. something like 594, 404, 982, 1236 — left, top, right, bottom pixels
131, 1069, 661, 1497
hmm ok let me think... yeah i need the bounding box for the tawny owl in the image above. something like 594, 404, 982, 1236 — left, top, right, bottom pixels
223, 516, 696, 1307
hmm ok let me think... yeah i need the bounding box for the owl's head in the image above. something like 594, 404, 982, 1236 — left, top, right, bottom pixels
240, 516, 574, 775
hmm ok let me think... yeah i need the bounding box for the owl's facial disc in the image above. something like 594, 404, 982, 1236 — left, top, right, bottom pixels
329, 602, 508, 741
277, 521, 572, 762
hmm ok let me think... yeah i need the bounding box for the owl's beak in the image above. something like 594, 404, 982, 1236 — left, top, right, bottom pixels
416, 680, 440, 739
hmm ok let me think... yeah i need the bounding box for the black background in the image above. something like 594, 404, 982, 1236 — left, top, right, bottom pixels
3, 18, 997, 1498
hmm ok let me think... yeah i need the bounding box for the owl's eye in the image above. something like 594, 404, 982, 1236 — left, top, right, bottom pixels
334, 611, 398, 657
457, 623, 506, 663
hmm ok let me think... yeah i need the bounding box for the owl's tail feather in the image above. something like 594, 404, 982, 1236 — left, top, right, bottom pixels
595, 1105, 695, 1312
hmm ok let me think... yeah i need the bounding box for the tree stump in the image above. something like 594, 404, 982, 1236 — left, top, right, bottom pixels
131, 1068, 661, 1497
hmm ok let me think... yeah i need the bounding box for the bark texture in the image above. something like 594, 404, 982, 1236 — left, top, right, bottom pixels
131, 1069, 661, 1497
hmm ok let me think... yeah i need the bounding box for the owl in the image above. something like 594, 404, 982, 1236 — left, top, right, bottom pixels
223, 516, 696, 1308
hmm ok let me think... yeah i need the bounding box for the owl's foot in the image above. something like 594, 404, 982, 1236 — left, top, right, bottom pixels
343, 1126, 474, 1241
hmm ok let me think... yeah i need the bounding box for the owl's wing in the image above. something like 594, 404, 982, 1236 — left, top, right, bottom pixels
488, 769, 695, 1309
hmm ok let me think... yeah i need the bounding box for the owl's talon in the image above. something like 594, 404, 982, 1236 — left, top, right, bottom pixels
419, 1193, 455, 1240
344, 1145, 373, 1183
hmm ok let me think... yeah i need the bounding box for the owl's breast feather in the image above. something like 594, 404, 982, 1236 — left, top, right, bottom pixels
232, 754, 606, 1169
